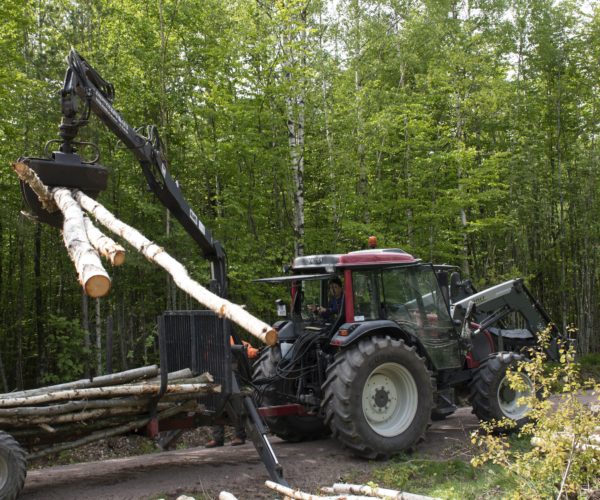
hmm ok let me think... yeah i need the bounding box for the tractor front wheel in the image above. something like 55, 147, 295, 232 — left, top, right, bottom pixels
469, 352, 534, 429
0, 431, 27, 500
322, 336, 433, 459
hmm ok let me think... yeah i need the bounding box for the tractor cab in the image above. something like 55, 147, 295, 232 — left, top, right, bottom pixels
258, 248, 463, 371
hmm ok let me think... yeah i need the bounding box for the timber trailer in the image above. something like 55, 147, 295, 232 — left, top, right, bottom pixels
253, 246, 566, 458
1, 49, 286, 499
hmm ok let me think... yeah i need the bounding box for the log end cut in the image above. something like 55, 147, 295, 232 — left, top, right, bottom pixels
111, 250, 126, 266
84, 275, 111, 298
264, 328, 278, 346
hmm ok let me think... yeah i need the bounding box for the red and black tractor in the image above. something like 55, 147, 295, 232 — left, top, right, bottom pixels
253, 246, 564, 458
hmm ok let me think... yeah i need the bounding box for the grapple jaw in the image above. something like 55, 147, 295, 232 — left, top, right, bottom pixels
19, 152, 108, 228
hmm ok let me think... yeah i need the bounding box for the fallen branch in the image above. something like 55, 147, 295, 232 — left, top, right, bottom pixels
74, 189, 277, 346
83, 215, 125, 266
53, 187, 111, 297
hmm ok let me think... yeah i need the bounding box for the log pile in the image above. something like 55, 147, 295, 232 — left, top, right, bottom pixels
11, 160, 277, 346
0, 365, 219, 460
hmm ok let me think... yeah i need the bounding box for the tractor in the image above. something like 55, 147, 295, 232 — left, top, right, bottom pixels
253, 246, 564, 458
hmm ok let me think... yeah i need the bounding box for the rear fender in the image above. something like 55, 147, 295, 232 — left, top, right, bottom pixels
330, 320, 432, 366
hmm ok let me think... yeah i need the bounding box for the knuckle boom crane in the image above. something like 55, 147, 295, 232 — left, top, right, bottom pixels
18, 48, 286, 485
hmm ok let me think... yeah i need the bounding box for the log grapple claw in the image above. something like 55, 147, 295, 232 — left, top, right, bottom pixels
19, 152, 108, 228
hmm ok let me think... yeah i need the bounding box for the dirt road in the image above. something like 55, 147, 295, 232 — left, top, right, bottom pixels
21, 408, 480, 500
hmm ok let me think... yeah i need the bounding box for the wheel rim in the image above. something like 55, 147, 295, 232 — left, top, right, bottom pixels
0, 454, 7, 489
497, 372, 534, 420
362, 362, 418, 437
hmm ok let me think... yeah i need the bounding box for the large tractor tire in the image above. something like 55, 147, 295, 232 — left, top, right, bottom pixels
469, 352, 534, 429
252, 346, 329, 442
0, 431, 27, 500
322, 336, 433, 459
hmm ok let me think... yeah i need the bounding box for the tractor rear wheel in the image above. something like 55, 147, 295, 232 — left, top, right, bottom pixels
322, 336, 433, 459
252, 346, 329, 442
469, 352, 534, 429
0, 431, 27, 500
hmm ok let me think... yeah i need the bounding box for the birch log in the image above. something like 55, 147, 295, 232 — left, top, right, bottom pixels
26, 400, 197, 461
0, 365, 159, 399
83, 215, 126, 266
52, 188, 111, 297
74, 190, 277, 345
0, 382, 221, 407
12, 160, 58, 212
322, 483, 441, 500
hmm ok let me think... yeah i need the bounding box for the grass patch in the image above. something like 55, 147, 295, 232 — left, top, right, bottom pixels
579, 353, 600, 382
372, 457, 519, 499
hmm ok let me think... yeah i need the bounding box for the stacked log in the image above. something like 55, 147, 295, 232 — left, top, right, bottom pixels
0, 366, 220, 460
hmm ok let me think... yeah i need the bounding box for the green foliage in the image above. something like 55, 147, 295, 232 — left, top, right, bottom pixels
0, 0, 600, 388
472, 327, 600, 498
42, 315, 88, 385
373, 456, 519, 499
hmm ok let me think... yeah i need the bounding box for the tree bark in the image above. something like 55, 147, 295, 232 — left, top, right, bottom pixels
83, 216, 125, 266
52, 188, 111, 298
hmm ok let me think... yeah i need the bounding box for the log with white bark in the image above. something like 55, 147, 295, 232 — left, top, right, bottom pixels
83, 215, 126, 266
0, 382, 220, 408
0, 365, 159, 399
218, 493, 239, 500
74, 189, 277, 345
0, 405, 151, 426
0, 396, 151, 417
26, 400, 197, 461
13, 162, 277, 345
11, 160, 58, 212
52, 187, 111, 297
321, 483, 441, 500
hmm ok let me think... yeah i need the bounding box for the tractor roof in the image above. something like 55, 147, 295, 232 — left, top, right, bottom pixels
292, 248, 419, 272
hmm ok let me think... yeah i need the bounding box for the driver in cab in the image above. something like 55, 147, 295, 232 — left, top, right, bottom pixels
309, 277, 343, 320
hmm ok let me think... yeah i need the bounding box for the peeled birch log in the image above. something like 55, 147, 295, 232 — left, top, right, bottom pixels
83, 215, 126, 266
52, 188, 111, 297
0, 382, 221, 408
74, 190, 277, 346
11, 160, 58, 212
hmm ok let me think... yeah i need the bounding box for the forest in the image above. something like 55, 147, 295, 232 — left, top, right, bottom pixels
0, 0, 599, 390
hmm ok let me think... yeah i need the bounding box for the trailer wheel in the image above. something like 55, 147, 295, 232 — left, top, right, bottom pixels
252, 346, 329, 442
0, 431, 27, 500
469, 352, 534, 429
322, 336, 433, 459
